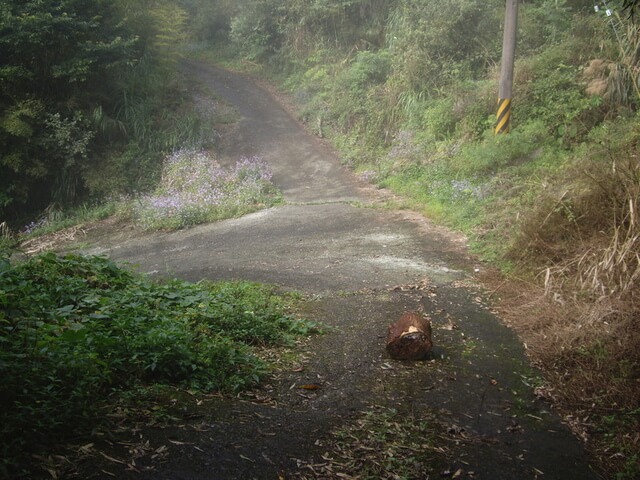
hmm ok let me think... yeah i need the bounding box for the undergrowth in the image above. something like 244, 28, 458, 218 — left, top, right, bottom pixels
134, 149, 281, 230
14, 149, 282, 239
0, 252, 316, 477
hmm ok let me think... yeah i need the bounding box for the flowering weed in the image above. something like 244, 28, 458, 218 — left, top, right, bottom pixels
135, 150, 280, 230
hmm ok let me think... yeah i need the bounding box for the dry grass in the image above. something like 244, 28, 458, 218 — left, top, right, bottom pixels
18, 225, 90, 255
489, 137, 640, 478
535, 152, 640, 306
582, 16, 640, 110
481, 269, 639, 479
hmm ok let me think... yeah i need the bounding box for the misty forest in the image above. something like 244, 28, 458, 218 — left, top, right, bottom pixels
1, 0, 640, 478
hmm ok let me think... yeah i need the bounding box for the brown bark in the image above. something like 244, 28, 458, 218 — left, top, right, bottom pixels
386, 311, 433, 360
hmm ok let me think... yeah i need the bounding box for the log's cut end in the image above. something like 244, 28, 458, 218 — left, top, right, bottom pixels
386, 311, 433, 360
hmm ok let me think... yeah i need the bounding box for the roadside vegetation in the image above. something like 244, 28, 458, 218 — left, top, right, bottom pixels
0, 0, 199, 226
0, 252, 316, 477
134, 150, 280, 231
186, 0, 640, 477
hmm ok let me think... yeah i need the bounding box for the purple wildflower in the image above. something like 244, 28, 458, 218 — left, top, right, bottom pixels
134, 150, 277, 230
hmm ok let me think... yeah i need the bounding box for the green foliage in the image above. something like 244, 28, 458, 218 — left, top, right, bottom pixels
454, 121, 551, 176
516, 48, 603, 145
229, 0, 282, 61
386, 0, 503, 93
518, 0, 573, 54
0, 99, 42, 140
324, 50, 393, 138
149, 4, 189, 66
0, 0, 199, 225
344, 50, 391, 93
183, 0, 236, 43
0, 253, 315, 474
0, 0, 139, 215
285, 0, 390, 50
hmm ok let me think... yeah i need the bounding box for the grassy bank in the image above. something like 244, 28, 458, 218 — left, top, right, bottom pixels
0, 253, 316, 477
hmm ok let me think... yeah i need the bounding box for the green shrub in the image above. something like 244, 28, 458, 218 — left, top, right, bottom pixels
453, 120, 551, 177
0, 253, 315, 473
344, 50, 391, 93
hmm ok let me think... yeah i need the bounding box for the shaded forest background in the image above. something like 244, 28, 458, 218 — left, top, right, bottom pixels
2, 0, 640, 477
0, 0, 201, 223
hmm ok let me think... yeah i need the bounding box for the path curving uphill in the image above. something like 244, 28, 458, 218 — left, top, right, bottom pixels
76, 60, 600, 480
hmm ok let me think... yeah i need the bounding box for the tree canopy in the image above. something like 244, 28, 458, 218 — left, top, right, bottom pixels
0, 0, 190, 224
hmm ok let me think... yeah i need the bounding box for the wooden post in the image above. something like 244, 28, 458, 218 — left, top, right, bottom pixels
496, 0, 519, 134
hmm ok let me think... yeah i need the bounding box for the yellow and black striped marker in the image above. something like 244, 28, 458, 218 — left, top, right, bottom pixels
495, 98, 511, 134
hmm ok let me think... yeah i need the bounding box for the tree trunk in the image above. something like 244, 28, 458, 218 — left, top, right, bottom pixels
386, 312, 432, 360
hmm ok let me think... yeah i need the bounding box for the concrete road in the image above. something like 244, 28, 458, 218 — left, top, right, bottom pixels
73, 60, 600, 480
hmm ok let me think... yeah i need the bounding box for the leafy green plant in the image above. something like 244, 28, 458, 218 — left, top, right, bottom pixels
229, 0, 282, 61
343, 50, 391, 93
0, 253, 316, 475
453, 120, 550, 176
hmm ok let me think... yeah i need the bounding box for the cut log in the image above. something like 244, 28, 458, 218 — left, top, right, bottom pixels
386, 311, 433, 360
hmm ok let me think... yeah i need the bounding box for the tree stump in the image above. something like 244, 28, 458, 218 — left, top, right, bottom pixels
386, 311, 433, 360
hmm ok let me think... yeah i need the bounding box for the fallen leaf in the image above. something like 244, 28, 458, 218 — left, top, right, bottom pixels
299, 383, 321, 390
99, 452, 126, 465
78, 443, 94, 454
168, 439, 193, 445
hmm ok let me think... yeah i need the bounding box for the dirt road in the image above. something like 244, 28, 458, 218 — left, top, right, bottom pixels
73, 60, 600, 479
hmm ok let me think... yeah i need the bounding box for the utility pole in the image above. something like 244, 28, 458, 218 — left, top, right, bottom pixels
496, 0, 519, 134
